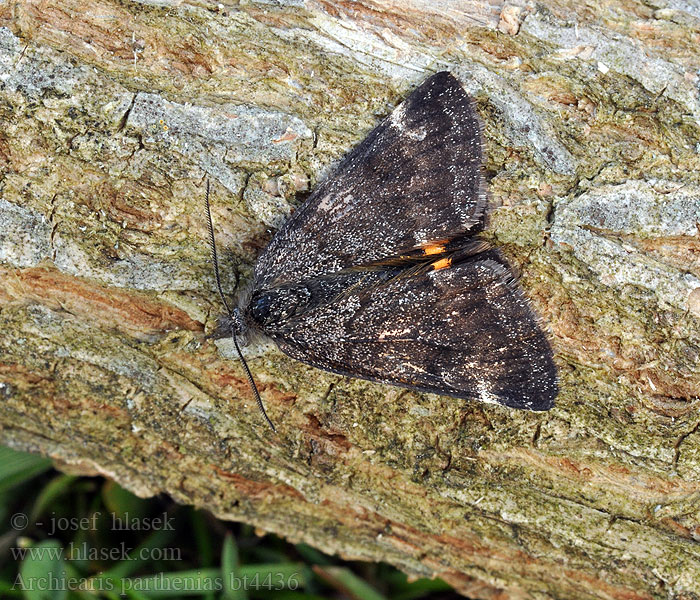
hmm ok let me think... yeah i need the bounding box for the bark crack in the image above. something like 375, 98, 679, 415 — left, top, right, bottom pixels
47, 194, 58, 262
117, 93, 138, 134
239, 172, 252, 204
673, 420, 700, 469
531, 421, 542, 447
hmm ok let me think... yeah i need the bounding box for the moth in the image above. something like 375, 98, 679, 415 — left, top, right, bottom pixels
207, 71, 557, 431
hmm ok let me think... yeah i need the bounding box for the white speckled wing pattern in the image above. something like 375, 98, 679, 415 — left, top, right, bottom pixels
253, 71, 486, 289
242, 71, 557, 411
262, 252, 556, 410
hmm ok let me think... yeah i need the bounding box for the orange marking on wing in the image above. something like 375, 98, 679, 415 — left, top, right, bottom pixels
431, 257, 452, 271
422, 243, 446, 256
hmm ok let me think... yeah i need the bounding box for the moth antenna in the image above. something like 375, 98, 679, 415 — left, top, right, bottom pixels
205, 179, 277, 433
205, 179, 233, 317
232, 331, 277, 433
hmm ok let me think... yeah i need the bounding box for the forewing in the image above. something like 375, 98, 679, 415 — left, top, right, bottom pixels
253, 71, 486, 289
266, 256, 557, 410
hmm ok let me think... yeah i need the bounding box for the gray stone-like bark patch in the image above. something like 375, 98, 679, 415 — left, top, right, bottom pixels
551, 180, 700, 315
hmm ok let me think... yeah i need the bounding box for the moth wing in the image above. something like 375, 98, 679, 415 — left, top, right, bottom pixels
254, 71, 486, 289
269, 256, 557, 410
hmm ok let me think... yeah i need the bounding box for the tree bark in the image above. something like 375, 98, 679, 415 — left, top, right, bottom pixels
1, 0, 700, 598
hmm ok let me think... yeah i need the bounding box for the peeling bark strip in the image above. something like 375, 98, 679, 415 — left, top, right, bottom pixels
1, 1, 699, 598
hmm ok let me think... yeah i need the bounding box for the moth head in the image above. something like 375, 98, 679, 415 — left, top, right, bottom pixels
231, 307, 245, 336
224, 307, 255, 348
209, 308, 248, 345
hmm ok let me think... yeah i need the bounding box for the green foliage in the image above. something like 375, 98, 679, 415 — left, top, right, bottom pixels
17, 540, 67, 600
0, 446, 458, 599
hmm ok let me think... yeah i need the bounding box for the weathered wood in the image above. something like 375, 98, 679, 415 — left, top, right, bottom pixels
1, 1, 699, 598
